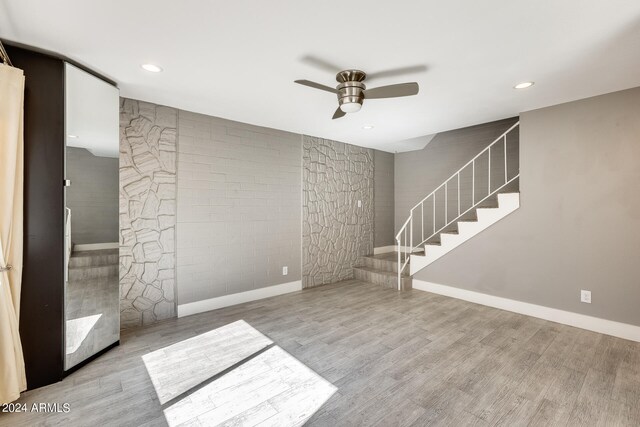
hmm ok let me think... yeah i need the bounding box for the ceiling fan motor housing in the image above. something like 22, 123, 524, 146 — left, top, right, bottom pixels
336, 70, 366, 110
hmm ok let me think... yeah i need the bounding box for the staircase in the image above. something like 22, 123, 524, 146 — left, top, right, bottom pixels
336, 122, 520, 291
354, 251, 418, 290
352, 123, 520, 291
68, 248, 119, 282
392, 122, 520, 289
407, 191, 519, 276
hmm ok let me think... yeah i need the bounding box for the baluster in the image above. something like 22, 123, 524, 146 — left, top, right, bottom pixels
488, 146, 491, 194
397, 247, 401, 290
432, 193, 435, 235
445, 182, 448, 225
421, 202, 424, 245
410, 213, 413, 253
504, 134, 508, 184
457, 172, 460, 216
472, 160, 475, 205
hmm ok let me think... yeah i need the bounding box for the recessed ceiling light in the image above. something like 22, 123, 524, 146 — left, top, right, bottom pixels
68, 134, 78, 138
362, 125, 374, 130
141, 64, 163, 73
514, 81, 534, 89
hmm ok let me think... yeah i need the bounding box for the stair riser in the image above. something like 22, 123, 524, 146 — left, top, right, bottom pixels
423, 195, 505, 249
68, 254, 119, 268
353, 268, 412, 290
357, 256, 402, 273
68, 265, 118, 282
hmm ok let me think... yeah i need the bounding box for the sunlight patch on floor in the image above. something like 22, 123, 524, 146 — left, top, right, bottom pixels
142, 319, 273, 405
143, 320, 337, 426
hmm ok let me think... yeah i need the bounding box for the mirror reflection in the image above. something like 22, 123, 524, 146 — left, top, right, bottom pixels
64, 63, 120, 370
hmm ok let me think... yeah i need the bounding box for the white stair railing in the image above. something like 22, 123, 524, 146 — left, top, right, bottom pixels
395, 122, 520, 289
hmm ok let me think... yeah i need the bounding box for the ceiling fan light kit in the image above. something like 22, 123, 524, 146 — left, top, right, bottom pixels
295, 69, 419, 119
337, 69, 366, 113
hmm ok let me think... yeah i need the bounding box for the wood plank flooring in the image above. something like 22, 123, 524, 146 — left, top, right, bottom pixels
1, 279, 640, 426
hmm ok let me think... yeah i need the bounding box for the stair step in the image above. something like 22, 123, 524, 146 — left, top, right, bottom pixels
69, 248, 119, 268
441, 223, 459, 235
353, 266, 412, 290
68, 264, 118, 282
357, 252, 411, 273
475, 194, 499, 209
410, 191, 521, 275
498, 177, 520, 194
457, 210, 479, 222
424, 201, 490, 247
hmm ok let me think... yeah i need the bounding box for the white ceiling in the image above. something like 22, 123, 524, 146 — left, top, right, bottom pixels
2, 0, 640, 152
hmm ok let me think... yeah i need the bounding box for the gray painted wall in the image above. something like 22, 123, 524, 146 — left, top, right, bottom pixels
395, 118, 519, 239
302, 136, 374, 288
374, 150, 395, 247
176, 110, 302, 305
416, 87, 640, 327
66, 147, 118, 244
119, 99, 177, 328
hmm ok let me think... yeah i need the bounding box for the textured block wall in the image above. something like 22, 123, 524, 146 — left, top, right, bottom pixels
119, 98, 177, 328
302, 136, 374, 288
176, 111, 302, 305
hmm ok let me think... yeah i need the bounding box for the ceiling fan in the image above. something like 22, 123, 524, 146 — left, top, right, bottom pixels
295, 69, 419, 119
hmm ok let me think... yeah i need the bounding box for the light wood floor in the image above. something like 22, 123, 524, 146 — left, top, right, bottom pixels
2, 280, 640, 426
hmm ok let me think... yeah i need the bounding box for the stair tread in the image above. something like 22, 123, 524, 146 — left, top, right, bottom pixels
353, 265, 410, 278
71, 248, 118, 257
362, 251, 420, 262
364, 252, 405, 261
68, 265, 117, 270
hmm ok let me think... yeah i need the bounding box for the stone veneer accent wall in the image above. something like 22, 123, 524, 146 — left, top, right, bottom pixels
119, 98, 177, 328
302, 136, 374, 288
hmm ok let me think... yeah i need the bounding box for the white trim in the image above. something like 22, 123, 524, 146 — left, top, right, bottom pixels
74, 242, 119, 251
413, 279, 640, 343
373, 245, 396, 254
178, 280, 302, 318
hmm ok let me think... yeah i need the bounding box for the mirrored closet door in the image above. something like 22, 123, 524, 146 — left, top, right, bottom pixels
64, 63, 120, 370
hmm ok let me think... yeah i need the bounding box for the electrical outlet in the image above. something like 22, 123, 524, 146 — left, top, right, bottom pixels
282, 266, 288, 276
580, 290, 591, 304
358, 200, 362, 208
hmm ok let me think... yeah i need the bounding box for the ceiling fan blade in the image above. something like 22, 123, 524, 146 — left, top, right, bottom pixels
332, 107, 346, 120
367, 65, 427, 80
295, 79, 338, 94
363, 82, 419, 99
300, 55, 343, 74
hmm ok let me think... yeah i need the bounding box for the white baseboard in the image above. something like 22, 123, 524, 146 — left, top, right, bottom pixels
413, 279, 640, 343
178, 280, 302, 318
74, 242, 119, 251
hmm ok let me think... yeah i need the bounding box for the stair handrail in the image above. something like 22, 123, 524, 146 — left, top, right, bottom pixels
395, 121, 520, 290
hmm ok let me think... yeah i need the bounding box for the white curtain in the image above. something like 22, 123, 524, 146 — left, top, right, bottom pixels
0, 63, 27, 404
